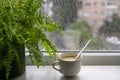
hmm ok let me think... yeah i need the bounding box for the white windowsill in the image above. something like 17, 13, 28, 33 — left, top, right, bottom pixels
26, 50, 120, 65
12, 51, 120, 80
12, 65, 120, 80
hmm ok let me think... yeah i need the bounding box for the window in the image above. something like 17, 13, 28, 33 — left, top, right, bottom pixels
107, 0, 117, 6
84, 2, 91, 7
42, 0, 120, 51
27, 0, 120, 65
93, 2, 97, 6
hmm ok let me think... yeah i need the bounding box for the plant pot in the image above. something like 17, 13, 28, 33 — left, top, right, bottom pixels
0, 42, 25, 79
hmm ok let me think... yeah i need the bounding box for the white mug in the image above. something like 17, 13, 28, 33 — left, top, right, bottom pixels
52, 52, 82, 77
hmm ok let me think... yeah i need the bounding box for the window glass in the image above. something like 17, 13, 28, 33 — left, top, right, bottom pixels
107, 0, 117, 5
93, 2, 97, 6
84, 2, 91, 6
43, 0, 120, 50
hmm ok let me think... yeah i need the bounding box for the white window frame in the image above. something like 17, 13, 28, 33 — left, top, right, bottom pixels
26, 50, 120, 65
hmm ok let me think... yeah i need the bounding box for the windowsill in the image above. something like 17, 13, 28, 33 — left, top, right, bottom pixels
13, 51, 120, 80
26, 51, 120, 65
12, 65, 120, 80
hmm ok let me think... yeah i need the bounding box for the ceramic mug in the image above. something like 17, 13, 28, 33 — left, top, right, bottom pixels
52, 52, 82, 77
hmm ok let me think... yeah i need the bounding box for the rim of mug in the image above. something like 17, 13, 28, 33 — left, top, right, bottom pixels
58, 52, 82, 62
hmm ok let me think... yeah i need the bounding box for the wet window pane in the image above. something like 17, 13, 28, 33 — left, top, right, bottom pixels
43, 0, 120, 50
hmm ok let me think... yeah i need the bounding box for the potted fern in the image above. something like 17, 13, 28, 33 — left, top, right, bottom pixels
0, 0, 61, 79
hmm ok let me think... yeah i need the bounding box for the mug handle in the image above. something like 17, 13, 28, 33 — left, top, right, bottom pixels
52, 61, 61, 72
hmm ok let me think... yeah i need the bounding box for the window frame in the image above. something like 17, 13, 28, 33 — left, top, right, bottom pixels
26, 50, 120, 65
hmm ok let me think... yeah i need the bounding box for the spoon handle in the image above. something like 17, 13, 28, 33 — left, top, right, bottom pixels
75, 39, 91, 59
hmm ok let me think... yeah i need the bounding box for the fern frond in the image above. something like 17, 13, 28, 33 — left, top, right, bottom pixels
39, 31, 57, 59
39, 16, 61, 32
13, 43, 25, 74
26, 44, 43, 67
0, 0, 62, 79
4, 44, 15, 79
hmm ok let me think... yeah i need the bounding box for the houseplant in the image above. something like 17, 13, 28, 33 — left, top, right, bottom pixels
0, 0, 61, 79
